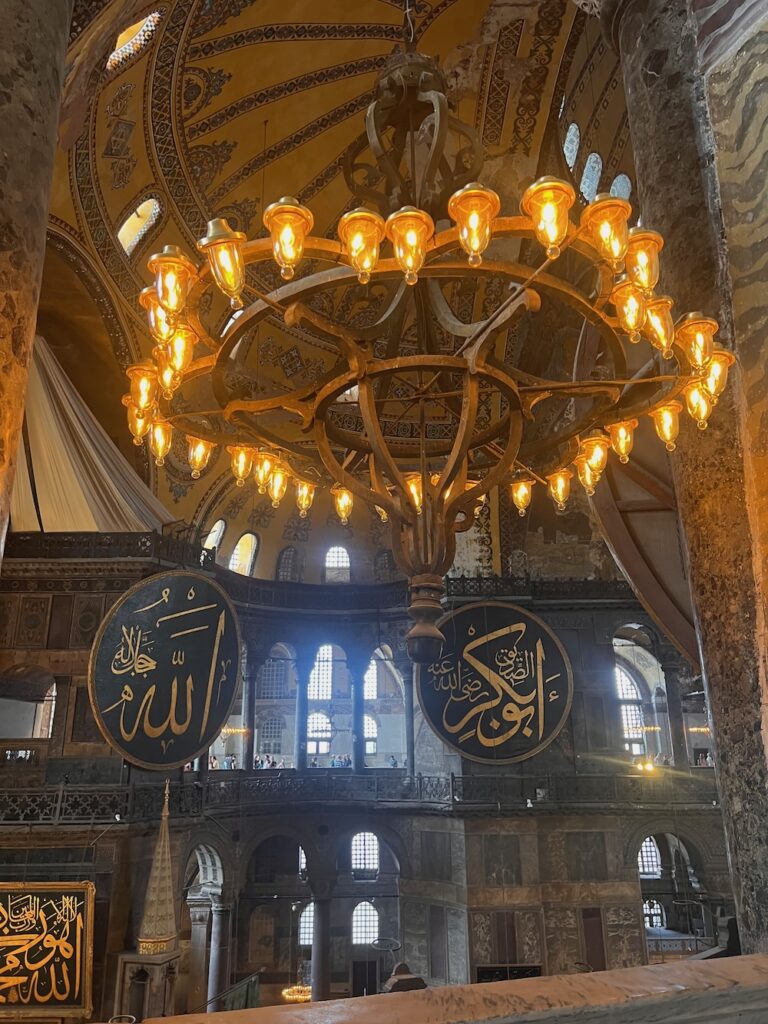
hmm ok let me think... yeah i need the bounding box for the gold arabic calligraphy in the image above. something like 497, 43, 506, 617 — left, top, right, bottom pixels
0, 893, 84, 1006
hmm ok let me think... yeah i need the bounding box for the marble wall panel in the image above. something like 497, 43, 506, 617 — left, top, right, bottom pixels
565, 831, 608, 882
421, 831, 453, 882
483, 834, 522, 887
69, 593, 105, 648
604, 904, 646, 969
470, 910, 492, 965
14, 594, 51, 648
401, 900, 428, 976
543, 906, 581, 975
447, 906, 469, 984
516, 910, 544, 965
539, 830, 567, 882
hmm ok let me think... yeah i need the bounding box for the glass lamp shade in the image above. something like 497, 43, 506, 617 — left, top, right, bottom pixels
147, 244, 197, 315
625, 228, 663, 293
332, 485, 354, 524
254, 450, 275, 493
703, 348, 735, 402
579, 432, 610, 474
644, 296, 676, 358
149, 418, 173, 466
152, 344, 178, 399
684, 381, 714, 429
447, 182, 500, 266
385, 206, 435, 285
168, 324, 196, 376
197, 218, 247, 308
511, 477, 535, 516
546, 468, 572, 511
404, 473, 424, 514
226, 445, 254, 487
125, 399, 152, 446
337, 208, 386, 284
611, 277, 647, 342
650, 401, 682, 451
267, 462, 290, 507
520, 176, 575, 259
580, 194, 632, 270
675, 313, 718, 371
186, 436, 214, 478
575, 456, 600, 496
607, 419, 638, 463
126, 362, 158, 412
139, 286, 174, 344
295, 479, 316, 518
263, 196, 314, 280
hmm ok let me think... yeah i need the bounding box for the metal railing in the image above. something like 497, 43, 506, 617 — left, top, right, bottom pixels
2, 530, 215, 570
0, 771, 718, 826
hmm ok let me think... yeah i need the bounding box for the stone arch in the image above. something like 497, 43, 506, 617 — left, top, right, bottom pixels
328, 820, 410, 879
623, 818, 714, 878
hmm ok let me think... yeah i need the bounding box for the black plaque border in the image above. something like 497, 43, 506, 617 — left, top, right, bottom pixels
87, 570, 242, 770
416, 601, 574, 765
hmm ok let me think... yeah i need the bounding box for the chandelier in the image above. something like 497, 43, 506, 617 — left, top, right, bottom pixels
123, 49, 733, 663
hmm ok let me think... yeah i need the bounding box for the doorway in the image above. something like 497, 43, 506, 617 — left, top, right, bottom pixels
351, 960, 377, 996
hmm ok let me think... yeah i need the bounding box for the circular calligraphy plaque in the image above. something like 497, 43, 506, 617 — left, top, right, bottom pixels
88, 571, 242, 769
417, 602, 573, 764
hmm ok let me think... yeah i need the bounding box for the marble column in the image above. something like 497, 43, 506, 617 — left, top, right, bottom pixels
348, 653, 368, 771
293, 653, 312, 770
206, 898, 231, 1012
0, 0, 74, 557
242, 644, 266, 771
186, 898, 210, 1013
603, 0, 768, 951
310, 897, 332, 1001
661, 659, 691, 771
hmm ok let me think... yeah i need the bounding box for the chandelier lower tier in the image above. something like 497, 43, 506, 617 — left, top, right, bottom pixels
123, 51, 733, 663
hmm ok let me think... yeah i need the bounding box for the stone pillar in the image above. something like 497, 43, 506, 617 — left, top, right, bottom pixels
243, 644, 266, 771
293, 652, 312, 770
661, 659, 691, 771
348, 653, 368, 771
206, 898, 231, 1012
0, 0, 74, 557
603, 0, 768, 951
186, 898, 210, 1013
310, 897, 332, 1001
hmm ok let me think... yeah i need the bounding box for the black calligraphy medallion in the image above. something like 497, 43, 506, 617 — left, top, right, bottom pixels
417, 602, 573, 764
88, 571, 241, 769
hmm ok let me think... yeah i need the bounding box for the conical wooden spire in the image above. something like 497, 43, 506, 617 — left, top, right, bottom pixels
137, 780, 177, 955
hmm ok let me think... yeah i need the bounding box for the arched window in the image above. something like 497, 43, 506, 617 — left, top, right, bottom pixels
298, 846, 307, 876
643, 899, 665, 928
307, 712, 332, 755
374, 549, 397, 583
229, 533, 259, 575
117, 198, 162, 256
579, 152, 603, 202
325, 546, 350, 584
258, 657, 288, 700
616, 665, 645, 756
364, 659, 377, 700
351, 832, 379, 875
563, 122, 581, 170
638, 836, 662, 877
202, 519, 225, 553
106, 12, 163, 72
276, 545, 299, 582
258, 718, 282, 756
364, 714, 377, 755
309, 645, 334, 701
352, 901, 379, 945
610, 173, 633, 199
299, 903, 314, 946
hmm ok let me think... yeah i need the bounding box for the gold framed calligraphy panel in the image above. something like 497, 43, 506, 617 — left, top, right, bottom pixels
88, 570, 242, 769
418, 602, 574, 764
0, 881, 94, 1017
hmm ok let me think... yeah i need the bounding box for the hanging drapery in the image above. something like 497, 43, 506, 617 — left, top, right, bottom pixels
10, 336, 173, 533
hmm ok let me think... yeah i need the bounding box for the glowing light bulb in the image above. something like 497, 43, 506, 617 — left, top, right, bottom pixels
675, 313, 718, 371
447, 183, 500, 266
703, 348, 735, 403
546, 468, 572, 511
267, 462, 290, 507
611, 277, 647, 342
579, 433, 610, 474
332, 485, 354, 525
644, 296, 676, 358
575, 456, 600, 496
295, 479, 316, 518
147, 244, 197, 315
253, 450, 274, 493
168, 324, 196, 376
580, 195, 632, 270
607, 420, 638, 463
263, 196, 314, 280
139, 286, 175, 344
625, 228, 663, 293
684, 381, 714, 430
125, 399, 152, 446
186, 436, 214, 478
385, 206, 434, 285
126, 362, 158, 412
337, 208, 386, 284
375, 505, 389, 523
520, 177, 575, 259
153, 344, 178, 400
149, 418, 172, 466
197, 217, 247, 308
404, 473, 424, 514
650, 402, 682, 451
511, 477, 535, 516
227, 445, 254, 487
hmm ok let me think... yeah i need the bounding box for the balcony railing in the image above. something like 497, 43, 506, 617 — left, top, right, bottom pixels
2, 531, 215, 570
0, 770, 717, 825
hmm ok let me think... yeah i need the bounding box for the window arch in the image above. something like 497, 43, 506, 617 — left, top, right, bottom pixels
229, 533, 259, 575
579, 152, 603, 202
107, 12, 163, 72
202, 519, 225, 553
325, 546, 350, 584
299, 903, 314, 945
364, 659, 377, 701
352, 901, 379, 945
309, 645, 334, 701
307, 712, 332, 756
610, 173, 633, 199
364, 715, 377, 755
563, 122, 581, 170
638, 836, 662, 877
643, 899, 665, 928
351, 832, 379, 875
258, 657, 288, 700
276, 545, 299, 582
258, 717, 283, 756
117, 198, 162, 256
616, 665, 645, 756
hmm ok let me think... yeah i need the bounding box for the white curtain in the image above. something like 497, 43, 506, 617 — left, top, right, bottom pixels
10, 336, 173, 533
